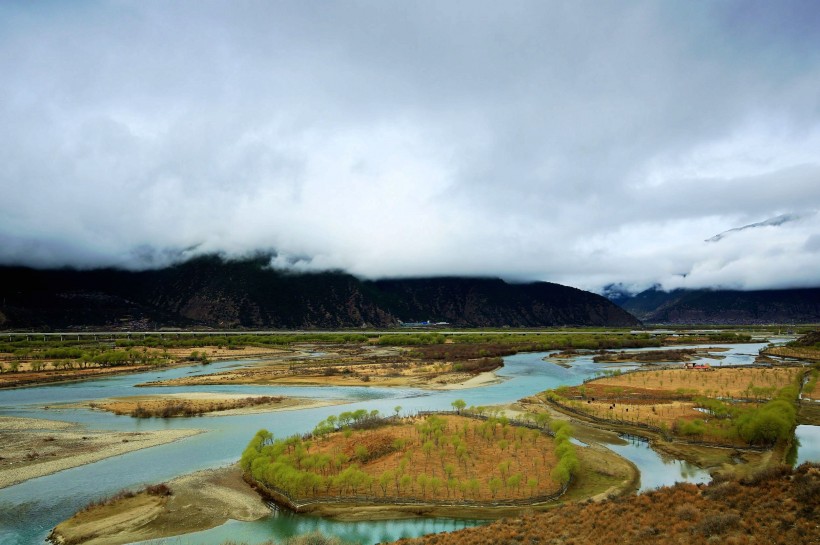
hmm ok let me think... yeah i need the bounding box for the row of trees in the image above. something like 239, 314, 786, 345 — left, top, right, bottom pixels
116, 333, 370, 349
550, 420, 579, 486
0, 348, 169, 372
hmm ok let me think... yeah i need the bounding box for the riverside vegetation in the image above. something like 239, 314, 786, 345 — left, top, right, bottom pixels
0, 330, 754, 387
541, 365, 809, 449
41, 331, 818, 544
90, 395, 287, 418
215, 463, 820, 545
240, 406, 579, 510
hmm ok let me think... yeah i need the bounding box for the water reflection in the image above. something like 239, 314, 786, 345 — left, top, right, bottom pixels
605, 435, 711, 491
134, 515, 483, 545
795, 425, 820, 465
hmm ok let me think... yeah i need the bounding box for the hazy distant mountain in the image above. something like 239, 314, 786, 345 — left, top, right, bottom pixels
614, 286, 820, 324
705, 213, 804, 243
0, 256, 639, 330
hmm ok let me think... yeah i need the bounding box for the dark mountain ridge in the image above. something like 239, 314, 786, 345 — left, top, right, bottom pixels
0, 256, 639, 330
615, 286, 820, 324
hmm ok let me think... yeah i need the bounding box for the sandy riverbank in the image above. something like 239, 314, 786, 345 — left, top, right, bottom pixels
138, 367, 502, 390
49, 464, 270, 545
74, 392, 347, 418
0, 416, 203, 489
429, 371, 504, 390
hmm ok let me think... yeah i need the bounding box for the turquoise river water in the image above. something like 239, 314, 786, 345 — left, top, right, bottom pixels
0, 342, 816, 545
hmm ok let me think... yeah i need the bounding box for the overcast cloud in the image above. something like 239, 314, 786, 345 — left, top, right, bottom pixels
1, 0, 819, 293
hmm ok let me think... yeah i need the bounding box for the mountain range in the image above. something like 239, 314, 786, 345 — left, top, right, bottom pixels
0, 256, 639, 330
613, 286, 820, 325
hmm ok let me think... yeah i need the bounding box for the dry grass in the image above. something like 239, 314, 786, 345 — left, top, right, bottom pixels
545, 366, 805, 447
591, 367, 802, 399
91, 395, 286, 418
764, 345, 820, 362
565, 397, 703, 428
393, 463, 820, 545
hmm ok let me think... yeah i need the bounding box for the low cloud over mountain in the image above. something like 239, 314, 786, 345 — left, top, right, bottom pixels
1, 2, 819, 293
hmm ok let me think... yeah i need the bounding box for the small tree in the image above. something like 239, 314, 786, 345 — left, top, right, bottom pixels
507, 473, 522, 493
527, 477, 538, 495
422, 440, 435, 464
498, 460, 511, 478
451, 399, 467, 414
488, 476, 502, 498
429, 476, 442, 497
416, 474, 428, 497
378, 470, 393, 496
400, 474, 413, 493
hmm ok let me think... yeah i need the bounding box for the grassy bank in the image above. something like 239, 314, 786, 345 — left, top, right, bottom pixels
1, 329, 759, 389
541, 366, 804, 449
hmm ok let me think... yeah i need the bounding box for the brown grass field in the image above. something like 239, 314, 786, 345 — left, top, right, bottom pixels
544, 367, 805, 446
588, 367, 802, 399
394, 463, 820, 545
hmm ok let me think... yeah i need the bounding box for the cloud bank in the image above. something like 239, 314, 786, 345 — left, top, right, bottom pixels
1, 1, 819, 293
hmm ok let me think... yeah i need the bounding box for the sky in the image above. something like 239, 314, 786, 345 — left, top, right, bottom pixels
1, 1, 819, 294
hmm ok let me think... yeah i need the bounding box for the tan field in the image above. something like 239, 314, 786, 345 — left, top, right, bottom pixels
542, 366, 807, 447
562, 397, 703, 429
590, 367, 802, 399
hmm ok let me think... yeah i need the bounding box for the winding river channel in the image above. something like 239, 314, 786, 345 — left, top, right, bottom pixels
1, 341, 817, 545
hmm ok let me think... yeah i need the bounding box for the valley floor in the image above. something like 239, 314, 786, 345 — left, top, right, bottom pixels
0, 416, 203, 489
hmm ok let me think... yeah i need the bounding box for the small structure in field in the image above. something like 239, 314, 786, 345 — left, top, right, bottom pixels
684, 362, 711, 370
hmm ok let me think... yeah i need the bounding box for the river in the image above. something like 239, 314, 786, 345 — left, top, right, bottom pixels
0, 341, 815, 545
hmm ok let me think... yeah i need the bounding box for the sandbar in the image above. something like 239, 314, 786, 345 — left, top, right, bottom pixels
75, 392, 347, 417
0, 416, 203, 489
49, 464, 270, 545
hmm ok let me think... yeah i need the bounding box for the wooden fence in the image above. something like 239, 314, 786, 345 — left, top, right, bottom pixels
250, 476, 571, 513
